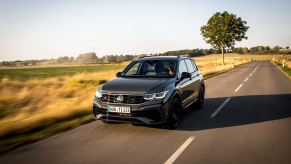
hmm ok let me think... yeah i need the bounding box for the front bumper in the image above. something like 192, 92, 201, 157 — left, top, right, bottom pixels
92, 97, 171, 125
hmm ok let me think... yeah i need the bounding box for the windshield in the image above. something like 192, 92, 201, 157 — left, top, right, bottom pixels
121, 60, 177, 77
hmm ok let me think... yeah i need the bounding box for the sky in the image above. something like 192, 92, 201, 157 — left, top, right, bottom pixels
0, 0, 291, 61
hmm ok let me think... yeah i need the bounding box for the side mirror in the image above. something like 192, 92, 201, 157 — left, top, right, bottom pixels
181, 72, 191, 79
116, 72, 122, 77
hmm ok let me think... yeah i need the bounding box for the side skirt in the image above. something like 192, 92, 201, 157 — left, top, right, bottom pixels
182, 96, 198, 110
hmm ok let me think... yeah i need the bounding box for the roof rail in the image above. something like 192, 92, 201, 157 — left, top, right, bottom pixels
139, 55, 152, 59
177, 54, 189, 58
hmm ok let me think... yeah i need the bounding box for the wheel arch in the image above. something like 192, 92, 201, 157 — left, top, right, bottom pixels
171, 89, 182, 104
201, 82, 205, 91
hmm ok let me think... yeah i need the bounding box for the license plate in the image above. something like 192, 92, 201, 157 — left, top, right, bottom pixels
107, 105, 130, 113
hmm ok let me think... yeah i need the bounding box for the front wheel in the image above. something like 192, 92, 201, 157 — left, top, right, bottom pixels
101, 120, 119, 124
164, 97, 182, 129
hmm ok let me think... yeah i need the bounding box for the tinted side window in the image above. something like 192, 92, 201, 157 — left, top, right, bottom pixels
185, 59, 195, 73
190, 60, 198, 72
178, 60, 188, 77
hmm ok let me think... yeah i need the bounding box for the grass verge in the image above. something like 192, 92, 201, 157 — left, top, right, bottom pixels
272, 61, 291, 78
203, 61, 250, 80
0, 113, 93, 154
203, 67, 235, 80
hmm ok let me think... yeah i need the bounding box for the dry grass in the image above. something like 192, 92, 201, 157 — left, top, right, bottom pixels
0, 53, 290, 153
194, 54, 249, 75
0, 69, 120, 138
193, 53, 289, 75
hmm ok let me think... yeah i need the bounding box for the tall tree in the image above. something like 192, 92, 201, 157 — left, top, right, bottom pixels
273, 46, 281, 52
201, 11, 249, 65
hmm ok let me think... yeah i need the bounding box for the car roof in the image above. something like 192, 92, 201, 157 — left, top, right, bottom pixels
139, 56, 188, 61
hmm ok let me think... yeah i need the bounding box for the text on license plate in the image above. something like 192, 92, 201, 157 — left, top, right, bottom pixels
107, 105, 130, 113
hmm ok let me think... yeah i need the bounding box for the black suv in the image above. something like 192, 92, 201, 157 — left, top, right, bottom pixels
93, 56, 205, 129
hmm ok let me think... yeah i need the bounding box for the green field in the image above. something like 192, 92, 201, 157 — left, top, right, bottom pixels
0, 64, 126, 80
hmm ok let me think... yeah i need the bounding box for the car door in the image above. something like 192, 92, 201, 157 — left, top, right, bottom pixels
184, 59, 198, 101
190, 59, 201, 99
177, 60, 192, 105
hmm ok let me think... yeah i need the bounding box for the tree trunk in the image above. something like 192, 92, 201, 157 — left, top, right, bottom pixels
221, 46, 225, 66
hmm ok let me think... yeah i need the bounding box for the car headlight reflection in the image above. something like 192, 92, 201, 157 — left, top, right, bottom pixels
144, 91, 168, 100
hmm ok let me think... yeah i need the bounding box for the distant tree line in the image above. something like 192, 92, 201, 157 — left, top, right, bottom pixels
1, 60, 45, 66
56, 56, 74, 63
156, 48, 221, 57
232, 46, 291, 54
1, 46, 290, 66
0, 52, 136, 66
53, 53, 136, 64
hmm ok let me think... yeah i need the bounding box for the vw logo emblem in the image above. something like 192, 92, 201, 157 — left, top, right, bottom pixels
116, 95, 124, 103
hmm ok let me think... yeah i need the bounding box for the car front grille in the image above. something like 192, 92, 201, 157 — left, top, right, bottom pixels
99, 94, 147, 104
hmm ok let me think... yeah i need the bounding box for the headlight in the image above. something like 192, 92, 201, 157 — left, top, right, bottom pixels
144, 91, 168, 100
144, 93, 155, 100
95, 85, 103, 98
154, 91, 168, 99
95, 90, 102, 98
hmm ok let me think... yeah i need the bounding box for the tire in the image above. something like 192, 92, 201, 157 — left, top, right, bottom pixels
131, 123, 141, 126
194, 85, 205, 107
164, 97, 182, 129
101, 120, 118, 124
101, 120, 110, 123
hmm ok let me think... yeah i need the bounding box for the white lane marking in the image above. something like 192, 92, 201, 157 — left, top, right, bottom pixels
210, 97, 231, 118
164, 136, 196, 164
254, 64, 260, 72
234, 83, 243, 92
244, 64, 260, 82
244, 77, 249, 82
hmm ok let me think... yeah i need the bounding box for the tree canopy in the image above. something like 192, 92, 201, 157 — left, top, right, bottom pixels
201, 11, 249, 64
76, 52, 98, 63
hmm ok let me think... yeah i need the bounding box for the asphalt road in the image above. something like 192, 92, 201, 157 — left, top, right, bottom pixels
1, 61, 291, 164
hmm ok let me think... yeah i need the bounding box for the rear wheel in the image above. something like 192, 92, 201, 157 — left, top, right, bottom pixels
164, 97, 182, 129
194, 85, 205, 107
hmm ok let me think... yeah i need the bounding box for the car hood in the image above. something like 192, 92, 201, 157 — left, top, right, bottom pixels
101, 77, 173, 94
